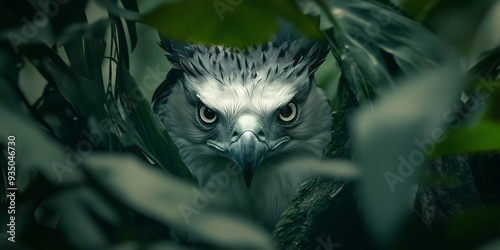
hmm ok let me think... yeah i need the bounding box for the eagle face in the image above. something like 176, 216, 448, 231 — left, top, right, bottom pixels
153, 31, 332, 227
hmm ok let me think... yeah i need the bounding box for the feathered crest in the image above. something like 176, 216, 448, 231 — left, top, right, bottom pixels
153, 23, 328, 106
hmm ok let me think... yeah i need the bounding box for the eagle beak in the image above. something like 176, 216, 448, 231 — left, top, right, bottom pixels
228, 131, 268, 188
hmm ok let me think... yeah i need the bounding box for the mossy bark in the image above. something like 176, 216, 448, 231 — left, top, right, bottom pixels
274, 83, 375, 249
416, 155, 482, 229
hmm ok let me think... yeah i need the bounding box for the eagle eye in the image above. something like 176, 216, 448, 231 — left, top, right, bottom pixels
279, 102, 297, 122
199, 105, 218, 124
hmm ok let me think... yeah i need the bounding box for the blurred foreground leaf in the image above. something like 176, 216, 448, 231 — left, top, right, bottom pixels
276, 159, 360, 179
352, 65, 464, 247
401, 0, 497, 55
140, 0, 321, 47
85, 155, 274, 250
46, 184, 123, 249
439, 205, 500, 249
478, 239, 500, 250
0, 77, 67, 190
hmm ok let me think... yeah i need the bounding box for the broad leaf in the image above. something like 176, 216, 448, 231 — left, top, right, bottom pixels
0, 77, 68, 190
139, 0, 321, 47
85, 155, 274, 250
352, 65, 464, 247
433, 120, 500, 157
115, 60, 194, 180
299, 0, 457, 102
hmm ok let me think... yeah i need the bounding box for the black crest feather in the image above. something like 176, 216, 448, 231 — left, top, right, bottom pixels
153, 22, 329, 108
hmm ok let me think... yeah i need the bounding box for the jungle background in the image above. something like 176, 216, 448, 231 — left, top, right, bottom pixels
0, 0, 500, 249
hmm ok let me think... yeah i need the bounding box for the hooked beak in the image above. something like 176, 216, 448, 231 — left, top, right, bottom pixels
228, 131, 268, 188
206, 115, 291, 189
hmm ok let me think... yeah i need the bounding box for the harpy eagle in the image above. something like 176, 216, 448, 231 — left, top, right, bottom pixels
153, 27, 332, 228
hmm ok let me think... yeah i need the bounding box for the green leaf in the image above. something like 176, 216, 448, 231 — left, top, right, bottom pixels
62, 22, 108, 83
305, 0, 457, 103
120, 0, 139, 51
276, 159, 360, 179
25, 44, 107, 118
467, 46, 500, 83
434, 47, 500, 157
85, 155, 274, 250
0, 76, 68, 190
258, 0, 323, 40
433, 120, 500, 157
401, 0, 496, 55
115, 59, 194, 181
47, 184, 122, 248
332, 29, 393, 101
95, 0, 142, 21
352, 65, 464, 247
400, 0, 442, 23
140, 0, 277, 46
441, 205, 500, 249
139, 0, 321, 47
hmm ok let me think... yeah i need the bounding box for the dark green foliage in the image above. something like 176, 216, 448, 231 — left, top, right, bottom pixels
0, 0, 499, 249
140, 0, 322, 47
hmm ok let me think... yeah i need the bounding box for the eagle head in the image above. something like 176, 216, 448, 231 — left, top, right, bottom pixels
153, 27, 332, 227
